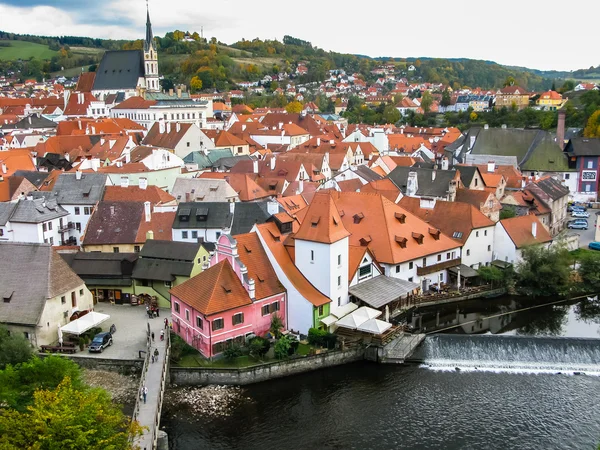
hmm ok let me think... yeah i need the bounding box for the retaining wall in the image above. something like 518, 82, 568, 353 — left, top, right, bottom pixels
170, 348, 365, 386
39, 353, 144, 375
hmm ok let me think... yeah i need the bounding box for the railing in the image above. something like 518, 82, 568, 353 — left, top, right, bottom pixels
58, 222, 74, 233
151, 329, 170, 449
131, 332, 151, 445
416, 258, 461, 276
413, 284, 502, 305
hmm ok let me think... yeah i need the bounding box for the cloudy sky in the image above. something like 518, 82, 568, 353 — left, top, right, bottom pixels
0, 0, 597, 72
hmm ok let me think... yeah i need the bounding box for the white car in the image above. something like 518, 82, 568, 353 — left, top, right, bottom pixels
571, 211, 590, 218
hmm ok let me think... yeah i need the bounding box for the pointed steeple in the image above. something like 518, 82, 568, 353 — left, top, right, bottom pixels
144, 1, 155, 53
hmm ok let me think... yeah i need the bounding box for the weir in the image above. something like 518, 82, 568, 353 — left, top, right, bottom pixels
409, 334, 600, 374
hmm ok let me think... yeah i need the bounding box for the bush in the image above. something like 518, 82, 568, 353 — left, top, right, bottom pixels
274, 335, 292, 359
248, 337, 270, 359
308, 328, 337, 349
223, 344, 243, 360
170, 333, 198, 361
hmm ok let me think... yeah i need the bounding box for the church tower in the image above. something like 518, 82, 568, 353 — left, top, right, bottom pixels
144, 3, 159, 92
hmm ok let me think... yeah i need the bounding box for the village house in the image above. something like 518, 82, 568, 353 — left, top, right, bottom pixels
493, 215, 552, 265
494, 86, 530, 110
170, 233, 286, 358
563, 137, 600, 202
0, 242, 93, 348
141, 122, 203, 159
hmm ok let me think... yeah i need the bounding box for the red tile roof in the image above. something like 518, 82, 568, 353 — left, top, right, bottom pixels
103, 185, 176, 204
75, 72, 96, 92
295, 191, 350, 244
170, 259, 252, 316
500, 215, 552, 248
142, 122, 193, 149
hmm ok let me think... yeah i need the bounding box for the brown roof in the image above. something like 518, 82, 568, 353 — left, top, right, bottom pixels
63, 92, 98, 116
75, 72, 96, 92
199, 172, 270, 202
337, 179, 363, 192
295, 191, 350, 244
215, 130, 247, 147
256, 223, 329, 307
454, 188, 497, 209
170, 259, 252, 316
277, 194, 308, 215
111, 96, 157, 110
103, 185, 176, 204
399, 197, 494, 245
142, 122, 193, 149
234, 232, 286, 300
500, 215, 552, 248
360, 179, 401, 202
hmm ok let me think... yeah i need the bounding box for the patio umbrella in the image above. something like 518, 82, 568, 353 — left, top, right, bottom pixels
357, 318, 392, 335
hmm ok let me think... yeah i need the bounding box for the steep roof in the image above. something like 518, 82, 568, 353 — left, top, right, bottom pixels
215, 130, 247, 147
0, 149, 36, 176
360, 178, 401, 202
172, 202, 233, 230
295, 191, 350, 244
52, 172, 107, 205
75, 72, 96, 92
183, 148, 233, 169
500, 215, 552, 248
399, 197, 494, 245
278, 194, 308, 215
171, 177, 238, 203
255, 222, 330, 307
92, 50, 145, 91
10, 197, 68, 223
387, 166, 458, 198
0, 243, 83, 326
141, 122, 194, 149
230, 201, 280, 236
454, 188, 496, 208
170, 259, 252, 316
234, 232, 286, 300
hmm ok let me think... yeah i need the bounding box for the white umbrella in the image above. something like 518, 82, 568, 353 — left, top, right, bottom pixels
357, 318, 392, 335
61, 311, 110, 335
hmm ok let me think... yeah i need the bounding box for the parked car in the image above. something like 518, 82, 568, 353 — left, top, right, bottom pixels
88, 332, 113, 353
571, 211, 590, 218
589, 242, 600, 251
568, 204, 588, 212
567, 220, 588, 230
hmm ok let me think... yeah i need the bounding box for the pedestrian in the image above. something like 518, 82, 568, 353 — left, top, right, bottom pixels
156, 308, 160, 318
151, 353, 155, 363
164, 318, 168, 329
151, 332, 155, 342
154, 348, 159, 359
160, 329, 164, 341
142, 385, 148, 404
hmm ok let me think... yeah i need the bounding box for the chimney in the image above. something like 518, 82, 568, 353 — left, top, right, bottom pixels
316, 137, 321, 146
177, 86, 182, 98
267, 201, 279, 215
26, 194, 33, 201
248, 278, 256, 300
270, 155, 276, 170
448, 180, 457, 202
406, 171, 418, 197
176, 122, 181, 132
278, 122, 283, 130
146, 230, 154, 241
110, 205, 115, 215
1, 163, 7, 174
431, 170, 436, 181
75, 170, 82, 180
557, 109, 566, 150
484, 124, 489, 130
169, 88, 174, 97
532, 221, 537, 238
242, 124, 246, 132
120, 176, 129, 188
487, 161, 495, 173
441, 157, 449, 170
166, 122, 171, 133
229, 201, 235, 214
253, 159, 259, 174
144, 201, 151, 223
299, 178, 304, 193
139, 177, 148, 190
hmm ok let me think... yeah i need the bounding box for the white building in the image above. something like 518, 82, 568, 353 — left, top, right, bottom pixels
493, 215, 552, 265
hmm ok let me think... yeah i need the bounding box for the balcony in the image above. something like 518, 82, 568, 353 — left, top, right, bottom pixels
58, 222, 74, 233
416, 258, 461, 276
61, 237, 77, 246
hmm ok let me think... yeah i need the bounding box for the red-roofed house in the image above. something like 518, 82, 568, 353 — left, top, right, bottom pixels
170, 233, 287, 358
494, 215, 552, 264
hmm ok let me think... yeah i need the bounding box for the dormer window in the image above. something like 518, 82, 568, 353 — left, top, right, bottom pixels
394, 212, 406, 224
412, 232, 424, 245
428, 228, 440, 240
195, 207, 208, 222
311, 216, 320, 228
395, 236, 407, 248
178, 208, 191, 222
353, 212, 364, 224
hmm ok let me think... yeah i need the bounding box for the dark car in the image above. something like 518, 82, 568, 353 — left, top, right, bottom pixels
88, 332, 113, 353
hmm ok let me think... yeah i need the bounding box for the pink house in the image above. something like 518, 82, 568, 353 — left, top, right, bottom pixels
170, 233, 287, 358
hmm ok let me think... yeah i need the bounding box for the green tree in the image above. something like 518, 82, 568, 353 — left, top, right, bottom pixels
274, 335, 292, 359
0, 377, 142, 449
190, 75, 203, 93
504, 76, 516, 87
0, 326, 32, 370
584, 110, 600, 138
477, 265, 505, 288
285, 101, 303, 114
441, 89, 452, 107
248, 337, 270, 359
516, 245, 572, 297
500, 206, 517, 220
382, 104, 400, 124
420, 91, 433, 113
578, 252, 600, 292
560, 80, 575, 93
270, 314, 284, 339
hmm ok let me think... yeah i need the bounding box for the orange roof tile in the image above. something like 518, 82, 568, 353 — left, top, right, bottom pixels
215, 130, 247, 147
480, 172, 504, 188
360, 179, 401, 203
295, 191, 350, 244
277, 194, 308, 215
135, 211, 176, 243
170, 259, 253, 315
500, 215, 552, 248
337, 179, 363, 192
234, 232, 286, 300
0, 149, 36, 176
256, 222, 329, 307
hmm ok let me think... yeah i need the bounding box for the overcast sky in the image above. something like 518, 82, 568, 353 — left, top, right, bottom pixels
0, 0, 597, 72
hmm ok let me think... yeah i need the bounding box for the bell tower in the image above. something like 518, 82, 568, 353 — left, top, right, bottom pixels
144, 1, 159, 92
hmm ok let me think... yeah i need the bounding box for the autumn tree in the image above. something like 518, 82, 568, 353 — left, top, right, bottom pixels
503, 76, 516, 87
0, 377, 142, 449
285, 101, 303, 114
382, 105, 400, 124
441, 89, 452, 107
420, 91, 433, 113
190, 76, 203, 93
584, 110, 600, 138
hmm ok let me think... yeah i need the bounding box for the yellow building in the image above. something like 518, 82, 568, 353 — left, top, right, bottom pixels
495, 86, 530, 110
536, 90, 563, 110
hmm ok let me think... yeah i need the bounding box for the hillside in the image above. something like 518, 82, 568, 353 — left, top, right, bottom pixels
0, 31, 594, 91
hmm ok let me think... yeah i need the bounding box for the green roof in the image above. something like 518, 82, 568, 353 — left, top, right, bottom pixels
183, 149, 234, 168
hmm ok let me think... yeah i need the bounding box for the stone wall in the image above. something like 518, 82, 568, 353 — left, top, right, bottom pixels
170, 348, 365, 386
39, 353, 144, 375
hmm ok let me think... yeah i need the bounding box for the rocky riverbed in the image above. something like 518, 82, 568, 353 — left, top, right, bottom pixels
164, 385, 252, 420
83, 369, 139, 413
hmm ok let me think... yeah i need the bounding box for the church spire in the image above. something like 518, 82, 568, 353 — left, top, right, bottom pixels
144, 0, 154, 53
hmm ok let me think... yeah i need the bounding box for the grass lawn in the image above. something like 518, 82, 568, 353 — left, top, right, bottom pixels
0, 40, 56, 60
297, 343, 311, 356
177, 354, 264, 368
571, 248, 597, 260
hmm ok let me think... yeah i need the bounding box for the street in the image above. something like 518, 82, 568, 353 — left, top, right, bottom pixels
568, 209, 600, 248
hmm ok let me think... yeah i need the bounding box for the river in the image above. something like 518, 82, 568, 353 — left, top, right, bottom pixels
162, 297, 600, 450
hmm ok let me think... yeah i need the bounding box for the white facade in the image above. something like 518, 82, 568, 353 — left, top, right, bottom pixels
461, 226, 495, 268
294, 237, 349, 315
61, 204, 95, 245
493, 222, 552, 265
349, 251, 382, 287
8, 216, 67, 246
110, 100, 213, 130
172, 227, 225, 244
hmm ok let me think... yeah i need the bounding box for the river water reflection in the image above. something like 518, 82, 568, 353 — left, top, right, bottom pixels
163, 297, 600, 450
